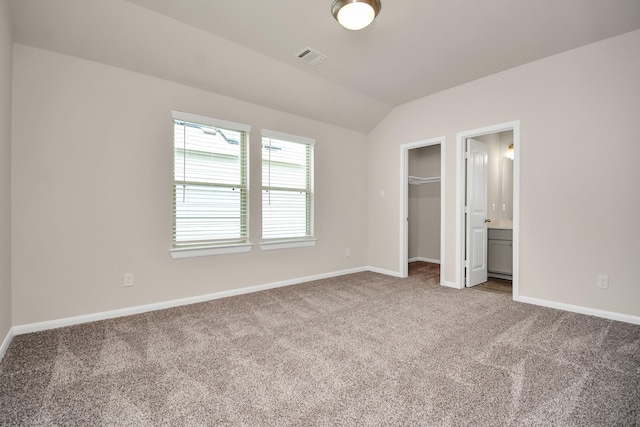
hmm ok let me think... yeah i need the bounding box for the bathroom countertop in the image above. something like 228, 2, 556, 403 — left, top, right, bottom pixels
488, 223, 513, 230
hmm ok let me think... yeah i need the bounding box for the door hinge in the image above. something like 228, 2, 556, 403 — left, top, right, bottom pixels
464, 151, 469, 159
464, 259, 469, 268
464, 206, 469, 214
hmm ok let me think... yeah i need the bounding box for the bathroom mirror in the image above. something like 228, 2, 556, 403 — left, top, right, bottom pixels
500, 157, 513, 222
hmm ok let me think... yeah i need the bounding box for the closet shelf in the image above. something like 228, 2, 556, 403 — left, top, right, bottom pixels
409, 175, 441, 185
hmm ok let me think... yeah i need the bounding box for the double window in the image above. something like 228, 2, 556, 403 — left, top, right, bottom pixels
171, 112, 314, 257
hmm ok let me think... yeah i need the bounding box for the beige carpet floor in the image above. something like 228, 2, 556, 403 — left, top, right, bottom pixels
1, 264, 639, 426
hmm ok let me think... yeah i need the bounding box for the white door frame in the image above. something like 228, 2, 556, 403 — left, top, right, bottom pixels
399, 136, 445, 282
455, 121, 520, 300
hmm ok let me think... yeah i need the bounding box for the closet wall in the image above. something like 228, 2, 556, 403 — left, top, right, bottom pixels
408, 145, 441, 262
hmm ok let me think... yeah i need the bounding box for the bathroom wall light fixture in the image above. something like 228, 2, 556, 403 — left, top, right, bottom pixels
507, 143, 514, 160
331, 0, 381, 30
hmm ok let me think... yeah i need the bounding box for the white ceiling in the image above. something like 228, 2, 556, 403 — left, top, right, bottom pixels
10, 0, 640, 132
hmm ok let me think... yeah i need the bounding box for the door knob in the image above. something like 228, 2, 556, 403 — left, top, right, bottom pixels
484, 218, 491, 223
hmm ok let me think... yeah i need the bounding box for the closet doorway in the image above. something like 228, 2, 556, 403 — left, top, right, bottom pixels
399, 137, 445, 282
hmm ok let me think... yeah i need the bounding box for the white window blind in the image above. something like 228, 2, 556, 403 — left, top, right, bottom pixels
173, 112, 250, 249
261, 130, 314, 241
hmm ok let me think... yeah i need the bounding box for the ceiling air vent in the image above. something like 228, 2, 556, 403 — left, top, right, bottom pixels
295, 47, 327, 66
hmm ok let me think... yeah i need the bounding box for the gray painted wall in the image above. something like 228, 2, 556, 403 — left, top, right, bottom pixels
0, 0, 13, 346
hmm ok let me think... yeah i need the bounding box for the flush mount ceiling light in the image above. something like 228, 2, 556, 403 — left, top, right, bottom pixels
331, 0, 381, 30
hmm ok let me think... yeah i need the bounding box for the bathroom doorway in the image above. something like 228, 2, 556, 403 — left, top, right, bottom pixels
456, 121, 520, 300
399, 137, 445, 283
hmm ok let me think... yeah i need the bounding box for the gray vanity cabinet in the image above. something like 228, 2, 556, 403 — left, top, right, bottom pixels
488, 228, 512, 279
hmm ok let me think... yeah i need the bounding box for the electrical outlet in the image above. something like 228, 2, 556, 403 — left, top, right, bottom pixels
346, 248, 351, 257
597, 275, 608, 289
123, 272, 134, 287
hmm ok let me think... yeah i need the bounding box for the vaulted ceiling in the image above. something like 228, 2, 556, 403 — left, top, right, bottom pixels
10, 0, 640, 132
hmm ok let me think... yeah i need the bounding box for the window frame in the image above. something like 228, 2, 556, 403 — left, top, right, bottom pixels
260, 129, 316, 251
170, 111, 253, 259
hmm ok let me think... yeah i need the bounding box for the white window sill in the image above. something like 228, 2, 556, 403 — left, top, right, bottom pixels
170, 243, 253, 259
260, 239, 317, 251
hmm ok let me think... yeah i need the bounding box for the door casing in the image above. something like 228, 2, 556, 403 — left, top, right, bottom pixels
455, 121, 520, 300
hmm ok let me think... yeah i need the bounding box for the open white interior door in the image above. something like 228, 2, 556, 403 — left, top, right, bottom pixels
466, 138, 489, 287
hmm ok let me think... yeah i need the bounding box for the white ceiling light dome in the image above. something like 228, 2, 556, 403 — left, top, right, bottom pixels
331, 0, 381, 30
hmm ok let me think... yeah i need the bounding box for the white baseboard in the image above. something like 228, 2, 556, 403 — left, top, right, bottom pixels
12, 267, 369, 336
366, 266, 403, 278
8, 268, 639, 350
440, 280, 461, 289
0, 327, 14, 362
518, 296, 640, 326
408, 257, 440, 264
